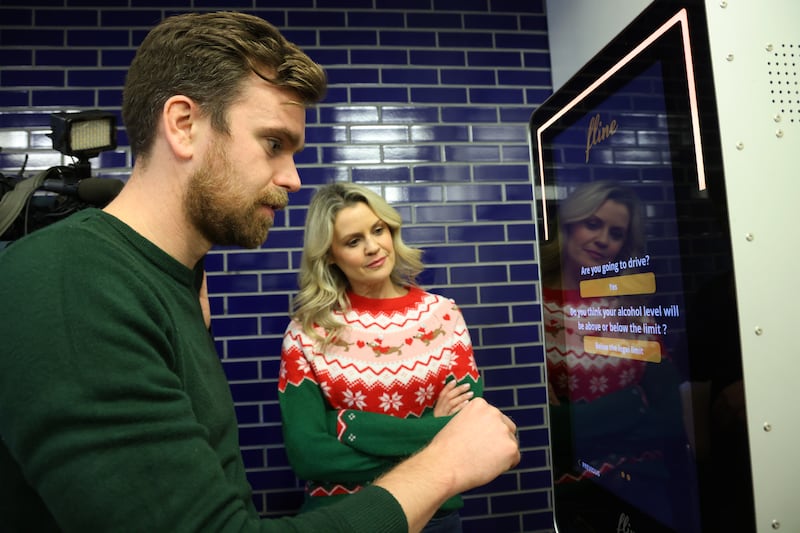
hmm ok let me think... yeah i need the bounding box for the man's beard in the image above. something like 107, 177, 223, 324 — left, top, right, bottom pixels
185, 140, 288, 249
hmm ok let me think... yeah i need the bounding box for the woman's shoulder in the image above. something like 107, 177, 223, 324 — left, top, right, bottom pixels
413, 287, 456, 306
416, 289, 469, 320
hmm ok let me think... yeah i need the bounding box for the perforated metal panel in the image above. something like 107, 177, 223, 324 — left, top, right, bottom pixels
766, 43, 799, 125
706, 1, 800, 531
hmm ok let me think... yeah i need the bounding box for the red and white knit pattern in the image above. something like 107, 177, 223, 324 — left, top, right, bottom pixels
307, 483, 362, 497
279, 287, 477, 418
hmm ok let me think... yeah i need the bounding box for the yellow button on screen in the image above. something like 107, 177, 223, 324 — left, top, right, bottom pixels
580, 272, 656, 298
584, 336, 662, 363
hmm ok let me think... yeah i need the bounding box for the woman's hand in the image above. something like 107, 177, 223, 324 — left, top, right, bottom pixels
434, 380, 474, 417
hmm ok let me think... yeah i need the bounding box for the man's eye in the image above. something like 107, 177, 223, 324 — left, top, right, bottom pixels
267, 138, 283, 153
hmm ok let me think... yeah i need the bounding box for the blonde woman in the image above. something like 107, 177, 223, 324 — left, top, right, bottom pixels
279, 182, 480, 532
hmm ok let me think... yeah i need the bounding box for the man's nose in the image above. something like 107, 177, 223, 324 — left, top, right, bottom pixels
274, 157, 301, 193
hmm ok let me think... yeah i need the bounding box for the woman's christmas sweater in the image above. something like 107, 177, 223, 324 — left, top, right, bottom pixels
278, 286, 482, 512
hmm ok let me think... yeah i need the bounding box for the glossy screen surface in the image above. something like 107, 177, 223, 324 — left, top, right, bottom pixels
530, 3, 754, 532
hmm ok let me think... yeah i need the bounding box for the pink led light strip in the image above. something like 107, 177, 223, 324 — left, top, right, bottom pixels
536, 8, 706, 240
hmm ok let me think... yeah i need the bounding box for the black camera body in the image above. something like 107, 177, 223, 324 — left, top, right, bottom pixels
0, 165, 124, 245
0, 110, 124, 246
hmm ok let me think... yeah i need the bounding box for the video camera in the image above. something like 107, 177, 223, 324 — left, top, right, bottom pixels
0, 111, 125, 246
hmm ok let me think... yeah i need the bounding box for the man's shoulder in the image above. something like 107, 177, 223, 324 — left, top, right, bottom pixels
1, 209, 108, 253
0, 209, 133, 288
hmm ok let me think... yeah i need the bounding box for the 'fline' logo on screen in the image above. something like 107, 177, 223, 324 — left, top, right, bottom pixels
585, 113, 618, 162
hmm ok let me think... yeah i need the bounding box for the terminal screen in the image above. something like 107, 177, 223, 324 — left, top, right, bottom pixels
530, 3, 753, 532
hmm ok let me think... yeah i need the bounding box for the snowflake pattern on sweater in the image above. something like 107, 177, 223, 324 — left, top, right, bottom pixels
279, 287, 478, 418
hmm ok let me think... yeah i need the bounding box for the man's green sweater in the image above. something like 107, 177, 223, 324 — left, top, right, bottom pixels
0, 209, 406, 532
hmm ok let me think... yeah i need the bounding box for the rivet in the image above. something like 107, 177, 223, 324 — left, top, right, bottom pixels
776, 130, 784, 138
772, 519, 780, 529
764, 422, 772, 432
745, 233, 754, 241
726, 53, 735, 62
774, 114, 782, 122
755, 326, 763, 336
766, 43, 774, 52
736, 142, 744, 150
720, 0, 728, 7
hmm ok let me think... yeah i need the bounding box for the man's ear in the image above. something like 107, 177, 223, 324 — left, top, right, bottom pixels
163, 95, 198, 160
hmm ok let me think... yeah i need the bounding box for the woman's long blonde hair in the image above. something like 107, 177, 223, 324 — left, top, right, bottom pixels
292, 182, 424, 346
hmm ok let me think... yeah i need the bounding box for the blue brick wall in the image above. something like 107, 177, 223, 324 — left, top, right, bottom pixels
0, 2, 554, 531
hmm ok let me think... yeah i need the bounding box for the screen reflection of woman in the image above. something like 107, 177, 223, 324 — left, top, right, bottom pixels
278, 182, 480, 533
541, 181, 693, 530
